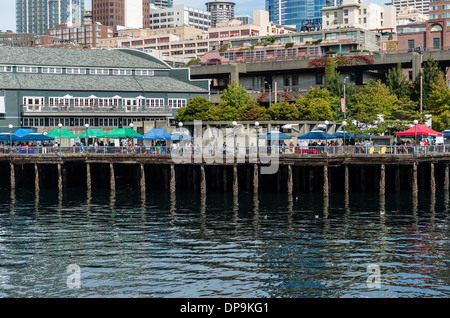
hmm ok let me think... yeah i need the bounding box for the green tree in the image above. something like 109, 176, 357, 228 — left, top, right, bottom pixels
267, 101, 299, 120
385, 63, 412, 100
174, 96, 218, 122
220, 81, 251, 109
427, 72, 450, 131
236, 99, 269, 121
296, 87, 333, 121
412, 57, 440, 110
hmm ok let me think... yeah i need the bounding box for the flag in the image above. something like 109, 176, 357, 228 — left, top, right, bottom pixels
341, 98, 345, 112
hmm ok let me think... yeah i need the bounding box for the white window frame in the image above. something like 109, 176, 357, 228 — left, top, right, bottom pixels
90, 68, 109, 75
17, 66, 38, 73
0, 66, 12, 72
66, 68, 87, 75
112, 69, 132, 76
42, 67, 63, 74
135, 69, 155, 76
168, 98, 187, 108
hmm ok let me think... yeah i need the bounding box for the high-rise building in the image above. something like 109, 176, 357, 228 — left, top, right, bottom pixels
205, 0, 235, 27
16, 0, 85, 35
92, 0, 150, 29
265, 0, 337, 30
391, 0, 429, 14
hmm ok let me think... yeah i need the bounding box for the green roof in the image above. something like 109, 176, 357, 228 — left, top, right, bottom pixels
0, 46, 169, 69
0, 73, 208, 93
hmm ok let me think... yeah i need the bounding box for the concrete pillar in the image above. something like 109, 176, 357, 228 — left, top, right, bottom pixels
430, 163, 436, 194
170, 164, 176, 193
411, 52, 422, 82
200, 165, 206, 195
444, 164, 449, 191
323, 165, 329, 197
233, 165, 238, 196
140, 163, 146, 193
86, 163, 91, 191
412, 162, 418, 197
110, 163, 115, 192
287, 165, 293, 195
253, 164, 258, 194
57, 163, 63, 193
10, 163, 15, 190
34, 163, 39, 193
379, 164, 385, 196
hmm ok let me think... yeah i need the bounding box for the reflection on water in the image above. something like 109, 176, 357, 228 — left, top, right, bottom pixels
0, 187, 448, 298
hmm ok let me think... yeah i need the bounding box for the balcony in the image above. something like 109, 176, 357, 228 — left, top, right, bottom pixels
22, 104, 175, 117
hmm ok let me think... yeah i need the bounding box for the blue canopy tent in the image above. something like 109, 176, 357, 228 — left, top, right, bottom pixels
259, 131, 292, 140
298, 130, 337, 140
333, 131, 371, 140
15, 133, 54, 142
13, 128, 36, 138
136, 128, 172, 140
442, 129, 450, 138
171, 131, 193, 141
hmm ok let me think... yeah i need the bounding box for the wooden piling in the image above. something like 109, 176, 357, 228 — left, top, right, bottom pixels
10, 163, 15, 190
430, 163, 436, 194
287, 165, 293, 195
34, 163, 39, 193
379, 164, 385, 196
344, 165, 349, 195
444, 164, 449, 191
110, 163, 115, 192
170, 164, 176, 193
57, 163, 62, 193
323, 165, 329, 197
412, 162, 418, 197
86, 163, 91, 191
253, 164, 258, 194
140, 163, 146, 193
233, 165, 238, 196
200, 164, 206, 195
395, 165, 400, 192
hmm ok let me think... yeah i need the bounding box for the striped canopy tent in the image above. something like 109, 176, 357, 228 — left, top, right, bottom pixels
78, 128, 106, 139
47, 128, 78, 139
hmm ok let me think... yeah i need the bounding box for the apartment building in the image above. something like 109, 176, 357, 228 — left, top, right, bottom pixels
391, 0, 430, 14
321, 0, 396, 31
46, 22, 114, 47
149, 4, 211, 31
92, 0, 150, 29
206, 0, 235, 27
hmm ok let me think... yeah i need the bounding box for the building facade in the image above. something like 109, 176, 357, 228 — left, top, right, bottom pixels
321, 0, 396, 31
149, 4, 211, 31
16, 0, 85, 35
206, 0, 235, 27
0, 46, 209, 131
46, 22, 114, 47
391, 0, 430, 14
265, 0, 337, 31
150, 0, 173, 8
92, 0, 150, 29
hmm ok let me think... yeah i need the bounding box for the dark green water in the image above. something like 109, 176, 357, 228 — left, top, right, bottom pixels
0, 188, 448, 298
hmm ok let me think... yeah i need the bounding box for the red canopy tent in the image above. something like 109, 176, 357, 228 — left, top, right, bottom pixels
396, 124, 443, 137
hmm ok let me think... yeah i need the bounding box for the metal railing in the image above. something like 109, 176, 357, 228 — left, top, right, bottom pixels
1, 144, 449, 156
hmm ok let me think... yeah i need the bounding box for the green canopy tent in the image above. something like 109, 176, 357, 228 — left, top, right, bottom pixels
104, 127, 143, 139
78, 128, 106, 139
47, 128, 78, 139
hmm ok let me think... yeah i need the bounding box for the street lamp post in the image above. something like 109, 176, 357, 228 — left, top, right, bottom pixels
414, 119, 418, 153
324, 120, 329, 154
255, 121, 259, 155
58, 123, 62, 155
129, 123, 134, 153
342, 120, 347, 153
84, 123, 89, 147
8, 124, 13, 153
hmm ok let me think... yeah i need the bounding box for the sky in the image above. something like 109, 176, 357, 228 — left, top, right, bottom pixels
0, 0, 389, 32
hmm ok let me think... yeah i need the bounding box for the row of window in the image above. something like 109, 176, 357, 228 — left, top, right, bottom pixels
22, 117, 146, 128
23, 96, 187, 108
0, 66, 156, 76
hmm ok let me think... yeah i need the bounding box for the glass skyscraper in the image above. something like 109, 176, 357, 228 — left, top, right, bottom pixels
16, 0, 85, 35
265, 0, 339, 30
